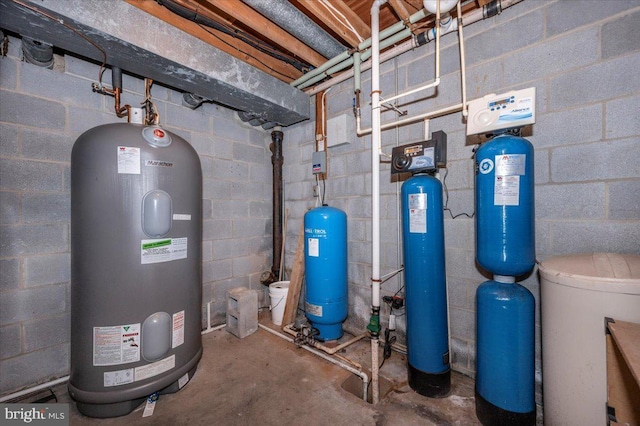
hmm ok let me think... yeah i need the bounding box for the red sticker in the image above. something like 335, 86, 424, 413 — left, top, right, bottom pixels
153, 129, 165, 138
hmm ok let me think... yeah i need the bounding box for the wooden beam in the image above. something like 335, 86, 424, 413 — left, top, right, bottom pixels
388, 0, 412, 23
403, 0, 424, 10
315, 91, 327, 180
125, 0, 301, 82
281, 221, 306, 328
295, 0, 370, 49
200, 0, 328, 67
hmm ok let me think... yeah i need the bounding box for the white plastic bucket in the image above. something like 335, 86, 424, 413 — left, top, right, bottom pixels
268, 281, 290, 326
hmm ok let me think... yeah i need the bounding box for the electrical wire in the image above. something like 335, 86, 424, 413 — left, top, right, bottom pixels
442, 166, 475, 219
197, 24, 297, 81
378, 328, 396, 369
315, 174, 326, 206
319, 0, 365, 44
11, 0, 108, 86
156, 0, 309, 74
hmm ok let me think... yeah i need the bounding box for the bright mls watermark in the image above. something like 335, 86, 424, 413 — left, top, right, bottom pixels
1, 404, 69, 425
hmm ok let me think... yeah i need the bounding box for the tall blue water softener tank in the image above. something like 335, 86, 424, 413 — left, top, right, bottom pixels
304, 205, 347, 341
475, 134, 535, 276
69, 123, 202, 418
474, 133, 535, 424
401, 174, 450, 397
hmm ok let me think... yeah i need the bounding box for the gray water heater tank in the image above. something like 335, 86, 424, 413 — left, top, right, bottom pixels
69, 123, 203, 418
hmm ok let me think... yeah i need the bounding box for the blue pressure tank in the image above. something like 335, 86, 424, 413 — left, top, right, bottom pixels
304, 205, 347, 341
401, 174, 450, 397
475, 134, 535, 277
474, 133, 536, 425
475, 278, 535, 424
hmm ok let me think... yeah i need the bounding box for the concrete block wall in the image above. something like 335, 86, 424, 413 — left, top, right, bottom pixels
282, 0, 640, 403
0, 39, 272, 395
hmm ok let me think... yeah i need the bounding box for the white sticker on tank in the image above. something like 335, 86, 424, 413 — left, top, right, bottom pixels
308, 238, 319, 257
409, 208, 427, 233
408, 193, 427, 210
172, 310, 185, 349
305, 302, 323, 317
135, 355, 175, 382
172, 214, 191, 221
494, 175, 520, 206
178, 373, 190, 389
495, 154, 525, 176
117, 146, 141, 174
103, 368, 134, 387
93, 324, 141, 366
141, 237, 188, 264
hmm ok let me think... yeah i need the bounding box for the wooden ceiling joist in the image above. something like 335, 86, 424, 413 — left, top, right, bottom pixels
125, 0, 302, 82
388, 0, 412, 23
295, 0, 370, 49
199, 0, 329, 67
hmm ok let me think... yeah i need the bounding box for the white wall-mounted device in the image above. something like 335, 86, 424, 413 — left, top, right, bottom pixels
466, 87, 536, 136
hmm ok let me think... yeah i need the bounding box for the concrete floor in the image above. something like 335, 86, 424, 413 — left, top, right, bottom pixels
53, 316, 483, 425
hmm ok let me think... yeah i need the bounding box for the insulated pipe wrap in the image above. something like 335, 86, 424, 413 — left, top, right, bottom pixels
241, 0, 346, 59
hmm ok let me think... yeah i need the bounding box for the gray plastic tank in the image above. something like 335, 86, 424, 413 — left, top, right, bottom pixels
69, 123, 202, 418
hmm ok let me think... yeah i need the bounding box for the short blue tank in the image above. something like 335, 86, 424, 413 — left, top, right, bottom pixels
475, 279, 535, 424
475, 134, 535, 277
401, 174, 450, 397
304, 206, 347, 341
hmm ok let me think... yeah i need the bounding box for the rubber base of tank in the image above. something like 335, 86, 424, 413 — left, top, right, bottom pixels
311, 322, 343, 341
475, 389, 535, 426
74, 365, 198, 418
408, 363, 451, 398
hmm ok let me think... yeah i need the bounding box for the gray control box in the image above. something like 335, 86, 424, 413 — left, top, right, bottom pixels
312, 151, 327, 175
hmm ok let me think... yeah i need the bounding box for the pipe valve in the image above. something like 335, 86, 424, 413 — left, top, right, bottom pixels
366, 307, 381, 337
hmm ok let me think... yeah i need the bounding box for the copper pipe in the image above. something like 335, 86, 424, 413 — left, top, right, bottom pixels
113, 87, 130, 119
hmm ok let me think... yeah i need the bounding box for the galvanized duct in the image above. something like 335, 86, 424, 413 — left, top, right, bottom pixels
241, 0, 347, 60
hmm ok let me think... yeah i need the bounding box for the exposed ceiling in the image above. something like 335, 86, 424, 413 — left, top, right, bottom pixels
126, 0, 488, 84
0, 0, 492, 128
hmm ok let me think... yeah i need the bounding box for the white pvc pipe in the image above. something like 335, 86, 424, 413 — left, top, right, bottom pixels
1, 312, 227, 403
457, 0, 468, 117
201, 322, 227, 335
258, 324, 369, 401
0, 376, 70, 403
370, 0, 387, 405
282, 325, 367, 355
358, 102, 464, 137
306, 0, 523, 96
382, 78, 440, 105
375, 0, 443, 107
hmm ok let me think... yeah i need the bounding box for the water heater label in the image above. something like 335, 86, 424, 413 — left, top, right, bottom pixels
495, 154, 525, 176
135, 355, 176, 382
141, 237, 188, 264
408, 193, 427, 233
103, 368, 134, 387
93, 324, 141, 366
172, 310, 185, 348
494, 175, 520, 206
308, 238, 319, 257
305, 302, 323, 317
117, 146, 141, 174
